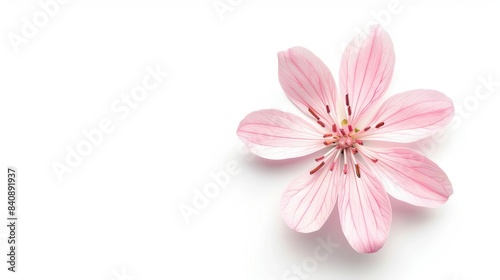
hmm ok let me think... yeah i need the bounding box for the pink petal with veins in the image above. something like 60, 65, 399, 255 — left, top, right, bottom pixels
362, 89, 454, 143
367, 147, 453, 207
340, 25, 395, 125
281, 159, 342, 233
237, 109, 325, 160
338, 158, 392, 253
278, 47, 339, 125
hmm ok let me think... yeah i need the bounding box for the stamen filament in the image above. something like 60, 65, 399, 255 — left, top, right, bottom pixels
343, 150, 348, 174
327, 149, 341, 172
323, 145, 338, 159
356, 145, 379, 164
329, 162, 335, 171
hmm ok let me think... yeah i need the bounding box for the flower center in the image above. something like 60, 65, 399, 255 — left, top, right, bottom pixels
307, 102, 386, 178
337, 135, 354, 149
322, 121, 362, 154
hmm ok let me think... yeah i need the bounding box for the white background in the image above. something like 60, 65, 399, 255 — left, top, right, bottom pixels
0, 1, 499, 279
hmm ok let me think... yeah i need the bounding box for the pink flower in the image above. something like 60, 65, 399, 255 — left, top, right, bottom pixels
237, 25, 454, 253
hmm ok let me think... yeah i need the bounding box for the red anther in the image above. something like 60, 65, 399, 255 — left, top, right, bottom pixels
356, 139, 363, 145
310, 161, 325, 175
324, 140, 333, 146
376, 121, 385, 128
315, 156, 325, 162
348, 125, 353, 132
345, 94, 350, 106
355, 164, 361, 178
364, 126, 371, 131
326, 105, 330, 113
329, 162, 335, 171
332, 123, 337, 132
351, 148, 358, 154
340, 128, 346, 136
371, 158, 378, 163
343, 164, 347, 174
317, 120, 326, 127
348, 106, 352, 116
308, 108, 320, 120
323, 133, 333, 138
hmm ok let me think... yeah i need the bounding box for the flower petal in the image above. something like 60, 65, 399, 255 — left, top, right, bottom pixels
361, 89, 454, 142
339, 25, 395, 125
338, 158, 392, 253
278, 47, 339, 125
366, 147, 453, 207
237, 109, 325, 160
281, 156, 342, 233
